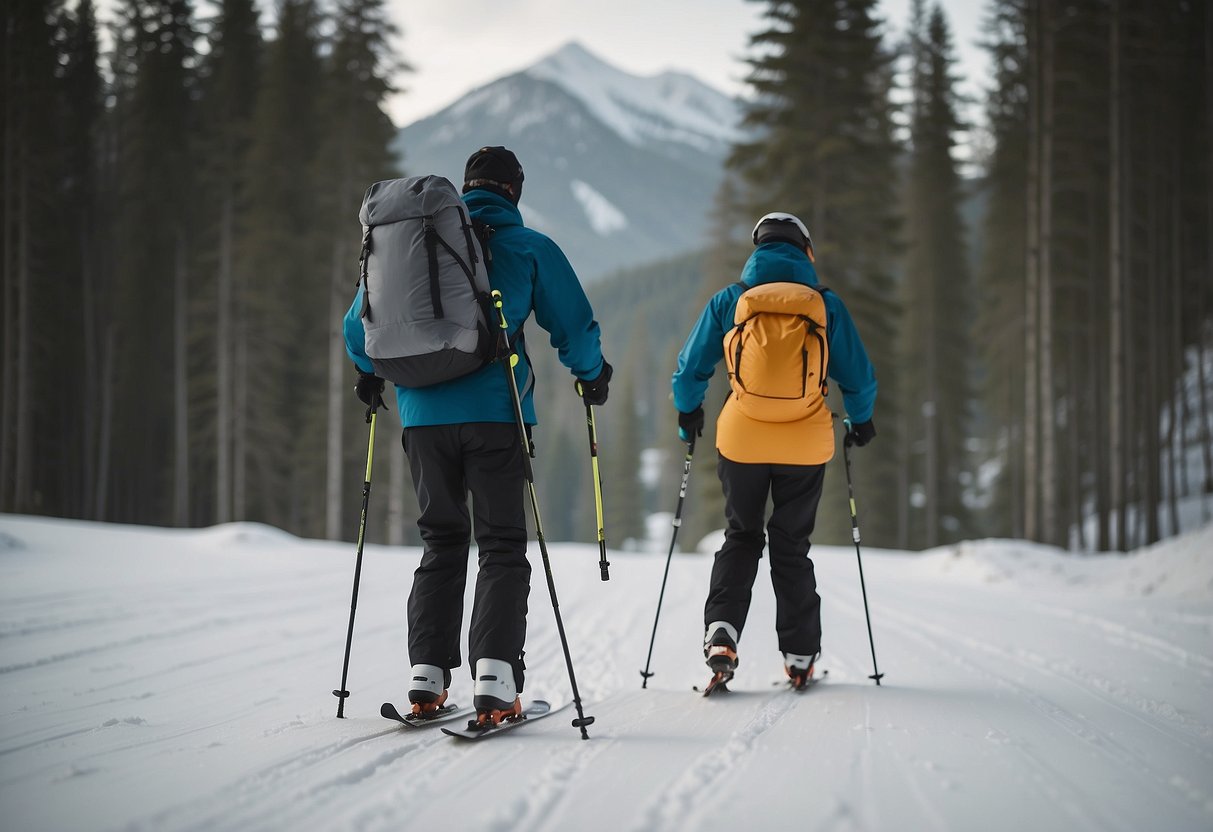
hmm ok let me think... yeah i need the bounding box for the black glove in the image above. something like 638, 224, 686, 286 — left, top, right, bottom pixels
354, 370, 387, 411
577, 361, 613, 406
678, 406, 705, 442
844, 419, 876, 448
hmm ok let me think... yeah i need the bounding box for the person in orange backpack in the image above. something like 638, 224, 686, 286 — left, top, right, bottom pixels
671, 212, 877, 689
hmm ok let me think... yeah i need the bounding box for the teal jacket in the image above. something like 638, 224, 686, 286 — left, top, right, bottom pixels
672, 242, 877, 423
344, 189, 605, 427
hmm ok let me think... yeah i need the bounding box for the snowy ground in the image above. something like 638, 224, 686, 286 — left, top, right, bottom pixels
1, 514, 1211, 832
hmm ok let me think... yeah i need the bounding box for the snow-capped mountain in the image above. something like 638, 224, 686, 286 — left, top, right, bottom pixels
526, 41, 742, 154
394, 42, 744, 280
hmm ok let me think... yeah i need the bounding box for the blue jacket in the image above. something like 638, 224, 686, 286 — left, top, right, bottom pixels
344, 189, 605, 427
672, 242, 877, 423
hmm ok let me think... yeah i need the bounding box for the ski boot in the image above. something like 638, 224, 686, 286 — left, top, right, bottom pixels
702, 621, 740, 695
784, 651, 819, 691
471, 658, 523, 727
407, 664, 451, 716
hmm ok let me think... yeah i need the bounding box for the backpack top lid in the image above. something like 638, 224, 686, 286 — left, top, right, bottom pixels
360, 175, 465, 228
734, 281, 826, 323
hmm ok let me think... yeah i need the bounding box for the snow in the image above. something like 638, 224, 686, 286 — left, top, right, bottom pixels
2, 513, 1212, 831
528, 42, 742, 152
570, 179, 629, 236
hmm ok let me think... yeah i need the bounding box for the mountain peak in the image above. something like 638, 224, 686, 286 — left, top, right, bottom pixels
538, 40, 609, 69
526, 42, 741, 152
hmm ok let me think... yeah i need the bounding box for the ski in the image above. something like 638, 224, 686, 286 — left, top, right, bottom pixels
381, 701, 466, 728
441, 699, 556, 740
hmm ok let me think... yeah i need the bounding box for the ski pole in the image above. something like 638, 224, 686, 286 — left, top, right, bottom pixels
639, 436, 695, 688
494, 291, 595, 739
573, 389, 610, 581
842, 417, 884, 686
333, 398, 381, 717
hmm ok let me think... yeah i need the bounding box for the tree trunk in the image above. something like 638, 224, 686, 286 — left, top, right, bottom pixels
14, 128, 32, 513
1167, 164, 1182, 535
216, 193, 233, 524
1038, 0, 1056, 545
0, 71, 15, 512
924, 276, 938, 546
1144, 125, 1161, 546
898, 408, 910, 547
174, 226, 189, 526
233, 300, 247, 520
81, 224, 98, 518
1068, 345, 1084, 550
1009, 370, 1023, 539
95, 323, 115, 519
1107, 0, 1124, 550
1203, 0, 1213, 521
1024, 0, 1042, 542
326, 236, 345, 540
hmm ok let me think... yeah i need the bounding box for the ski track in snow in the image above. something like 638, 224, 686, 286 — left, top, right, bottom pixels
627, 692, 800, 831
876, 602, 1212, 828
2, 517, 1212, 831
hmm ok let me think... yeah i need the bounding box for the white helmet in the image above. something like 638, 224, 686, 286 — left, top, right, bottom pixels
752, 212, 815, 259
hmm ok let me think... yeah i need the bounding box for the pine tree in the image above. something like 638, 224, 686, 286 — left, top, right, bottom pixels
57, 0, 105, 519
975, 0, 1029, 539
1, 0, 66, 514
236, 0, 323, 528
313, 0, 402, 540
101, 0, 198, 524
901, 2, 974, 547
195, 0, 263, 525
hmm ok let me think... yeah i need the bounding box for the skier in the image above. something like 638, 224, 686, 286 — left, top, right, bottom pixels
671, 212, 877, 690
343, 146, 612, 724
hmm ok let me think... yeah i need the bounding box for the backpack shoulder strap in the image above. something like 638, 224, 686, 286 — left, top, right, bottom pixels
472, 218, 495, 273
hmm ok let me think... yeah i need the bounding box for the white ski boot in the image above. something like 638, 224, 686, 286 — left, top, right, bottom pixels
473, 658, 522, 726
784, 651, 819, 690
407, 664, 450, 715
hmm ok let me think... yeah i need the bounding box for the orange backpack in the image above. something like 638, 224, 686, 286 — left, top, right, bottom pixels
723, 281, 829, 423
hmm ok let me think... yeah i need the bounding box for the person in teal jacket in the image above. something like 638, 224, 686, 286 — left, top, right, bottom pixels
671, 212, 877, 690
343, 146, 611, 723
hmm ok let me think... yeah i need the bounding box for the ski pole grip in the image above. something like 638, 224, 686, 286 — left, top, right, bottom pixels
492, 290, 508, 330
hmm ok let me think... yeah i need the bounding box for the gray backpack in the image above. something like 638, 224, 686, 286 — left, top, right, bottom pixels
357, 175, 495, 388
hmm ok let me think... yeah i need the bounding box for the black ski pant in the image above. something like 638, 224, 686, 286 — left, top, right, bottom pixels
402, 422, 530, 692
704, 455, 826, 657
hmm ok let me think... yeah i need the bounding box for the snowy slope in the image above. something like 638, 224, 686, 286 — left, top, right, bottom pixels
1, 515, 1211, 832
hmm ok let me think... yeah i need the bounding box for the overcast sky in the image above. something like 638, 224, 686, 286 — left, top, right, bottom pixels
386, 0, 990, 128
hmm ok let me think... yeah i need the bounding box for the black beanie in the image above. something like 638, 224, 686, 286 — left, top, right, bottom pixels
463, 146, 525, 204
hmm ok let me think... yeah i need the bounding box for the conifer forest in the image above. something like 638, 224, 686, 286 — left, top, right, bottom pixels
2, 0, 1211, 553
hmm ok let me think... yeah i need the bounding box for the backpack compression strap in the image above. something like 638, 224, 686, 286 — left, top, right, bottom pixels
358, 227, 372, 319
422, 216, 445, 319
